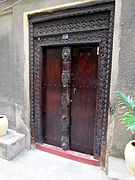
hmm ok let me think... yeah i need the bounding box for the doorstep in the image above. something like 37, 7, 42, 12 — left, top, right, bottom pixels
36, 143, 100, 166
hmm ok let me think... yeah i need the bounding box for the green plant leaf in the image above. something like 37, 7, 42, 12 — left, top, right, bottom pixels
115, 90, 135, 111
115, 90, 135, 133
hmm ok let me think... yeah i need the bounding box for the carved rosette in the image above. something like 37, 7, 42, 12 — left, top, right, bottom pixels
62, 47, 71, 64
61, 47, 71, 150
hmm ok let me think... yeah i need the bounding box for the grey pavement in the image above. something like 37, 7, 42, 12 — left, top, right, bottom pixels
0, 149, 114, 180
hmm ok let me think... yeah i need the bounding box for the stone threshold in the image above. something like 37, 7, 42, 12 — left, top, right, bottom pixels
36, 143, 100, 166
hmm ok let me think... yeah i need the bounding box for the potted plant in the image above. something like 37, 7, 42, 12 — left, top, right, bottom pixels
0, 115, 8, 136
115, 90, 135, 176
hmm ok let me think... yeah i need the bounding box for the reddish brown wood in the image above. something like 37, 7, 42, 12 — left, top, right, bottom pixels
70, 46, 98, 154
42, 47, 62, 147
42, 46, 98, 154
36, 143, 100, 166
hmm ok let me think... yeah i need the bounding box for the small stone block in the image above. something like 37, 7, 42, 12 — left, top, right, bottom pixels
0, 129, 25, 160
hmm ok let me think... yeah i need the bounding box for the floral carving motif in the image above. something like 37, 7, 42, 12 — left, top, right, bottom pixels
61, 46, 71, 150
61, 71, 71, 87
62, 47, 71, 64
61, 94, 70, 108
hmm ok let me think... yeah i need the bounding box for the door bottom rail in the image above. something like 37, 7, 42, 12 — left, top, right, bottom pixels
36, 143, 100, 166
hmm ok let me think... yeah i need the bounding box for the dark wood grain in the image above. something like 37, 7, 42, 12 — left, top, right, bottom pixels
42, 48, 62, 147
70, 46, 98, 154
42, 46, 98, 154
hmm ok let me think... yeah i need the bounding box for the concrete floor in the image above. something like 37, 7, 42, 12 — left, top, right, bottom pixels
108, 156, 135, 180
0, 149, 113, 180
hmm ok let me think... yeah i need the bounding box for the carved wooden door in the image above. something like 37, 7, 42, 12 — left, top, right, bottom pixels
42, 46, 98, 154
42, 47, 62, 147
70, 46, 98, 154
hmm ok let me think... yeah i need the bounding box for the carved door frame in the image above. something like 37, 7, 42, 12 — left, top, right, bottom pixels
29, 1, 115, 155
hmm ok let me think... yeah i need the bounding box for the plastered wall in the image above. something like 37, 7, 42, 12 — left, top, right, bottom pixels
107, 0, 135, 158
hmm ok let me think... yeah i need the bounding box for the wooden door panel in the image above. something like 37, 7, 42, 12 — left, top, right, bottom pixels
42, 48, 62, 147
42, 46, 98, 154
70, 46, 98, 154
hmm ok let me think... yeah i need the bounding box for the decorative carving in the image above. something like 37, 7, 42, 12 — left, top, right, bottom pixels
61, 136, 69, 150
61, 71, 71, 87
62, 47, 71, 64
29, 22, 35, 142
29, 2, 114, 24
61, 46, 71, 150
29, 2, 115, 155
61, 115, 70, 131
33, 13, 110, 37
61, 94, 70, 108
39, 31, 106, 47
33, 42, 43, 143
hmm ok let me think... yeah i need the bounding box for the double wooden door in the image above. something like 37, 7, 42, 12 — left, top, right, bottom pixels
42, 45, 98, 154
